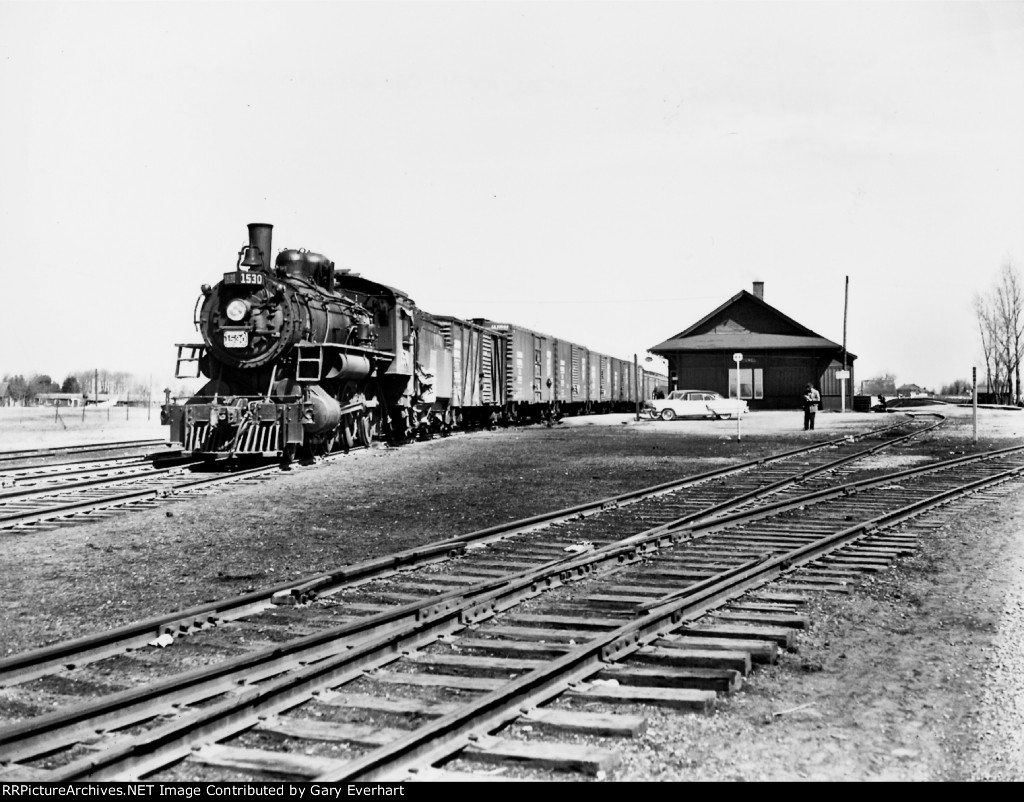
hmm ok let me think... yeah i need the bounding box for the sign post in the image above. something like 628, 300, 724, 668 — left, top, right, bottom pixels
835, 369, 851, 413
972, 366, 977, 444
732, 352, 743, 442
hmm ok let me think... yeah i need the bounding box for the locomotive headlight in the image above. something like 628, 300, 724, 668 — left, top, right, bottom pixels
225, 299, 249, 322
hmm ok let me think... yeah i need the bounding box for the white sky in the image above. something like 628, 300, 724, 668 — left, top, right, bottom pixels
2, 0, 1023, 392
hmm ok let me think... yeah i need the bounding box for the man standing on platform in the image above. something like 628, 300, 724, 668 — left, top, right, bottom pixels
803, 383, 821, 430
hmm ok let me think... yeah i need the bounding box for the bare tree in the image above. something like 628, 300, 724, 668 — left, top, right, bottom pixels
975, 261, 1024, 404
974, 292, 999, 398
940, 378, 971, 396
994, 262, 1023, 404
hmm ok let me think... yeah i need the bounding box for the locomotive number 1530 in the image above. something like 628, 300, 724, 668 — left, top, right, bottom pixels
223, 331, 249, 348
223, 271, 266, 286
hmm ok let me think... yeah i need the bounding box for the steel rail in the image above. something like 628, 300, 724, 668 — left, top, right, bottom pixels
319, 454, 1024, 782
6, 441, 1019, 780
0, 419, 920, 686
45, 441, 1018, 782
638, 414, 946, 523
0, 463, 278, 530
0, 539, 467, 689
657, 440, 1024, 539
0, 465, 180, 502
0, 439, 170, 462
0, 456, 155, 484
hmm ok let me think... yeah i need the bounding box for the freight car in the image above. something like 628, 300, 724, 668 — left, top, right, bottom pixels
163, 223, 666, 459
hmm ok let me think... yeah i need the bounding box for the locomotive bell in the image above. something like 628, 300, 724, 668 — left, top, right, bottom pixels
239, 245, 263, 269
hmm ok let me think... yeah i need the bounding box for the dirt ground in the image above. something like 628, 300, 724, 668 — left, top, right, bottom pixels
1, 405, 1023, 781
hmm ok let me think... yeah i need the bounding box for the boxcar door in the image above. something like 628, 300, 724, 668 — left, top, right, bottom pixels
570, 345, 582, 404
480, 334, 494, 404
533, 335, 546, 403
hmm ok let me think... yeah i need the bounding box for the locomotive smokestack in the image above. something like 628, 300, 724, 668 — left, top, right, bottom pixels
247, 223, 273, 272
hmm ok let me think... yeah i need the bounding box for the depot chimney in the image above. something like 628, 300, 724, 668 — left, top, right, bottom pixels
752, 281, 764, 300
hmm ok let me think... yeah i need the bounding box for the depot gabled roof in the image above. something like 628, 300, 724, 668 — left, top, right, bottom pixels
650, 289, 856, 359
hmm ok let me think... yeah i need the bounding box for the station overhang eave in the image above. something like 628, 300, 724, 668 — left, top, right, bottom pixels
650, 334, 856, 360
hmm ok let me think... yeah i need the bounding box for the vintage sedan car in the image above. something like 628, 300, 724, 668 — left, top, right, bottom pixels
643, 389, 748, 421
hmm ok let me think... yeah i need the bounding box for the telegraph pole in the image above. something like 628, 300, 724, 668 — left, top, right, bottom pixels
841, 276, 849, 412
633, 354, 639, 421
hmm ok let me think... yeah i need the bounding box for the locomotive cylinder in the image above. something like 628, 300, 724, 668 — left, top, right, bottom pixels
302, 386, 342, 434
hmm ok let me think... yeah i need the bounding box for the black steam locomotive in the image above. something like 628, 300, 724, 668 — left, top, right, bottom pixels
163, 223, 664, 459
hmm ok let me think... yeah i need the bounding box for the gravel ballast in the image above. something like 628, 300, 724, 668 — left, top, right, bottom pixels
1, 405, 1022, 781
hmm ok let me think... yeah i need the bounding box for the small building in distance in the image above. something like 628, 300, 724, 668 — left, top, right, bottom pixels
34, 393, 84, 407
84, 393, 119, 407
859, 377, 897, 397
896, 383, 929, 398
649, 282, 855, 411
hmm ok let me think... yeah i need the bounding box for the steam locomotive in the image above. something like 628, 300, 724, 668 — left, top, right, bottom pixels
163, 223, 665, 459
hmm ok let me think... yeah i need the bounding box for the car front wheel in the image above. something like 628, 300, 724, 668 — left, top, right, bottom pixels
660, 409, 676, 421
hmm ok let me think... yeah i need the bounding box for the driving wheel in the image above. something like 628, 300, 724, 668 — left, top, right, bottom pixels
356, 412, 373, 447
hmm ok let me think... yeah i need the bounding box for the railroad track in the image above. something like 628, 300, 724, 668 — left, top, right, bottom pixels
0, 416, 929, 687
0, 439, 173, 465
0, 430, 423, 532
5, 415, 1019, 781
0, 458, 282, 531
1, 454, 169, 489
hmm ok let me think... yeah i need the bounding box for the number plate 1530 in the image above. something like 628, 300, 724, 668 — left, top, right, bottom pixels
223, 331, 249, 349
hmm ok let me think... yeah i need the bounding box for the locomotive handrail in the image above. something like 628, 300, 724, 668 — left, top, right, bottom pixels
297, 342, 395, 358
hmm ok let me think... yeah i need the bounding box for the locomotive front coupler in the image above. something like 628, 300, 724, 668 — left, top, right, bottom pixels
208, 399, 246, 427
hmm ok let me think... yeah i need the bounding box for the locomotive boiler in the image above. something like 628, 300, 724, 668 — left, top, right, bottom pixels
164, 223, 423, 459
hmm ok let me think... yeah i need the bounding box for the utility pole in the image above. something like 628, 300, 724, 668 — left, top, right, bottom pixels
841, 276, 849, 412
633, 354, 639, 421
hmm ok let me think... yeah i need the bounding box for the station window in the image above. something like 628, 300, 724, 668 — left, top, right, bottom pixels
728, 368, 763, 400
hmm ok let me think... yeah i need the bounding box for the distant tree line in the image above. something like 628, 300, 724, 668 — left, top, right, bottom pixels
859, 372, 974, 399
1, 370, 195, 406
939, 378, 972, 396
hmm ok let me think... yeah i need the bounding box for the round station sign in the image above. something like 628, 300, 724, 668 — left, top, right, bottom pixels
733, 352, 743, 362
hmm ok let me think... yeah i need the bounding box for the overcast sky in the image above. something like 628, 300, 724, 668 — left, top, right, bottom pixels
2, 0, 1023, 393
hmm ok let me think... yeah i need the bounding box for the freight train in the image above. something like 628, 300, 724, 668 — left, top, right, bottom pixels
163, 223, 666, 459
